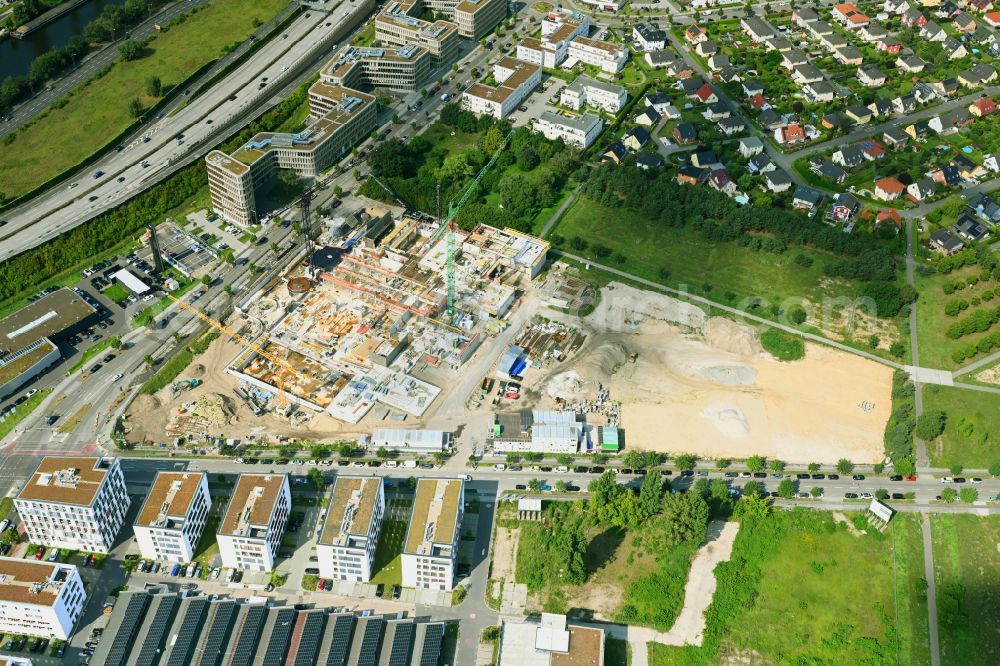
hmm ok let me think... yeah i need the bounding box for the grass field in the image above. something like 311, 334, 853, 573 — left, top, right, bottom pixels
192, 517, 220, 572
922, 384, 1000, 470
931, 515, 1000, 665
0, 0, 287, 198
648, 510, 929, 665
370, 520, 407, 586
102, 283, 130, 303
553, 195, 865, 311
0, 388, 52, 440
914, 265, 1000, 370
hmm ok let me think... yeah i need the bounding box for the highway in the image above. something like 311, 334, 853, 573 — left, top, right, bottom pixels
0, 0, 371, 261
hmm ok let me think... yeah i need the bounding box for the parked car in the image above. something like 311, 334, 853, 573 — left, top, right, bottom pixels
35, 546, 45, 560
375, 583, 385, 597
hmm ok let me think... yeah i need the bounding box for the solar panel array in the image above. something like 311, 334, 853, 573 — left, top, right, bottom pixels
351, 617, 386, 666
321, 613, 356, 666
163, 597, 208, 666
414, 623, 445, 666
292, 611, 327, 666
97, 591, 152, 666
384, 620, 415, 666
134, 594, 179, 666
258, 606, 297, 665
194, 598, 238, 666
229, 603, 267, 666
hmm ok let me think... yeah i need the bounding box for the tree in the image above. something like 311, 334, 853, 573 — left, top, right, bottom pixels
778, 478, 795, 499
279, 444, 296, 458
223, 284, 233, 296
873, 463, 885, 474
376, 446, 390, 460
960, 487, 978, 503
109, 336, 123, 349
307, 468, 324, 489
200, 274, 212, 286
143, 354, 154, 368
989, 461, 1000, 477
811, 486, 823, 498
743, 481, 764, 497
674, 453, 696, 470
336, 442, 354, 458
128, 98, 143, 118
769, 459, 785, 473
621, 450, 646, 469
638, 469, 663, 517
588, 471, 623, 513
483, 126, 505, 155
528, 478, 542, 492
916, 410, 947, 440
889, 341, 906, 358
734, 493, 771, 520
807, 462, 820, 472
556, 454, 574, 466
270, 242, 279, 254
746, 455, 765, 473
836, 459, 855, 475
949, 462, 964, 476
788, 305, 807, 325
656, 491, 709, 548
875, 488, 889, 499
432, 451, 446, 466
118, 40, 143, 61
505, 452, 521, 464
310, 444, 329, 459
895, 457, 916, 477
555, 480, 567, 493
716, 458, 731, 469
940, 487, 957, 503
145, 75, 161, 97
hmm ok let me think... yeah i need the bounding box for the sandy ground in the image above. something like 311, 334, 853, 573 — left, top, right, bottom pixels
832, 512, 864, 537
657, 520, 739, 646
491, 527, 519, 581
537, 283, 892, 465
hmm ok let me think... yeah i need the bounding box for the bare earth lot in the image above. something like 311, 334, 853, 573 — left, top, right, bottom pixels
537, 283, 891, 464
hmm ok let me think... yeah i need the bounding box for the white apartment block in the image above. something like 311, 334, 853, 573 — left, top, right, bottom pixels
568, 36, 629, 73
0, 558, 85, 640
516, 37, 563, 69
15, 457, 130, 554
533, 111, 603, 149
133, 472, 211, 564
487, 410, 584, 454
560, 75, 628, 114
462, 57, 541, 118
401, 479, 464, 591
517, 10, 589, 70
316, 477, 384, 582
217, 474, 290, 572
632, 22, 667, 51
541, 8, 590, 39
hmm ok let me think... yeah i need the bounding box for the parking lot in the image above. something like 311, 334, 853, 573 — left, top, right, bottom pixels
157, 221, 218, 277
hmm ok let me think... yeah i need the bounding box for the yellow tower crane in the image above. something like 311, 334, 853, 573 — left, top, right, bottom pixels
167, 294, 304, 411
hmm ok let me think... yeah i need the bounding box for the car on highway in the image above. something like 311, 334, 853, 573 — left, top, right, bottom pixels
88, 195, 99, 202
93, 170, 104, 179
46, 414, 59, 426
852, 474, 865, 480
117, 176, 126, 183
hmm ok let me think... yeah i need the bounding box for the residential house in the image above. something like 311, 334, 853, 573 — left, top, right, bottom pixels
662, 104, 682, 120
869, 97, 895, 118
748, 153, 776, 173
901, 8, 928, 27
896, 55, 927, 73
667, 60, 694, 79
846, 105, 873, 124
921, 20, 947, 40
952, 154, 986, 180
953, 11, 977, 32
635, 108, 660, 127
644, 92, 673, 116
601, 143, 628, 164
676, 164, 708, 185
929, 228, 965, 254
942, 37, 968, 59
748, 93, 771, 111
958, 63, 998, 88
931, 78, 959, 97
792, 64, 825, 84
860, 23, 890, 42
793, 185, 824, 209
636, 153, 665, 171
833, 145, 865, 168
827, 192, 862, 222
935, 1, 960, 18
905, 119, 932, 140
816, 159, 849, 183
741, 15, 776, 42
876, 208, 902, 230
819, 32, 849, 50
833, 3, 871, 29
967, 192, 1000, 223
673, 123, 698, 144
738, 136, 765, 157
633, 23, 667, 51
907, 177, 936, 200
968, 27, 995, 45
782, 49, 809, 70
645, 50, 675, 69
708, 169, 738, 195
691, 150, 718, 168
953, 214, 990, 241
874, 177, 907, 200
985, 154, 1000, 173
742, 80, 764, 98
804, 81, 836, 102
973, 0, 995, 12
876, 36, 903, 53
985, 11, 1000, 28
894, 94, 918, 115
707, 54, 731, 71
915, 82, 940, 103
694, 84, 718, 104
809, 20, 835, 37
858, 65, 887, 87
622, 127, 650, 151
884, 127, 911, 148
793, 7, 821, 25
765, 37, 794, 52
930, 164, 963, 185
695, 40, 718, 57
823, 111, 850, 130
684, 25, 708, 44
759, 108, 785, 129
834, 46, 865, 65
857, 138, 886, 160
970, 97, 997, 117
765, 170, 793, 192
718, 116, 745, 135
775, 123, 807, 144
679, 76, 705, 97
884, 0, 911, 14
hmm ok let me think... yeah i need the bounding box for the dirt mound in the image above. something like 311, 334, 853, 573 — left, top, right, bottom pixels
704, 317, 759, 356
189, 364, 206, 378
131, 394, 162, 411
546, 370, 587, 401
700, 403, 751, 438
582, 342, 630, 376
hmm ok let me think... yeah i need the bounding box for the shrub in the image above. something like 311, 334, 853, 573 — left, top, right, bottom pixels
760, 329, 805, 361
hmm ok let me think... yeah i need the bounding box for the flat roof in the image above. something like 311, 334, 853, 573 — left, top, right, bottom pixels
0, 337, 58, 386
136, 472, 205, 528
466, 57, 540, 105
571, 36, 622, 55
17, 457, 114, 506
219, 474, 287, 537
537, 110, 601, 133
206, 150, 251, 177
0, 288, 94, 354
319, 476, 382, 546
551, 625, 604, 666
0, 557, 71, 607
112, 268, 150, 294
404, 479, 462, 555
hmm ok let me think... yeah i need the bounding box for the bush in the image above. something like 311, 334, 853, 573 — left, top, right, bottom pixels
760, 329, 805, 361
915, 410, 946, 441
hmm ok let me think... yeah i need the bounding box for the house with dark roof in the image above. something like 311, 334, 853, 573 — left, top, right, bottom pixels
748, 153, 775, 173
953, 214, 990, 241
765, 170, 792, 193
636, 152, 665, 171
929, 228, 964, 254
601, 142, 627, 165
673, 123, 697, 144
883, 127, 910, 148
709, 169, 737, 195
833, 146, 864, 169
622, 127, 650, 151
826, 192, 862, 223
691, 150, 718, 168
676, 164, 708, 185
907, 177, 936, 201
793, 186, 824, 210
868, 97, 894, 118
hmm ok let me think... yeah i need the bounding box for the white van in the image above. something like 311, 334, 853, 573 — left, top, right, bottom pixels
402, 460, 417, 469
384, 460, 398, 468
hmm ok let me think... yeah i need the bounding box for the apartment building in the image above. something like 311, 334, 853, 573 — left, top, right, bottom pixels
462, 57, 541, 118
217, 474, 290, 572
568, 36, 629, 73
206, 82, 376, 226
133, 471, 211, 564
15, 457, 130, 554
632, 22, 667, 51
516, 37, 563, 69
560, 75, 628, 113
401, 478, 464, 590
323, 44, 432, 92
316, 477, 385, 582
0, 558, 85, 639
516, 10, 589, 69
376, 2, 461, 64
533, 111, 603, 149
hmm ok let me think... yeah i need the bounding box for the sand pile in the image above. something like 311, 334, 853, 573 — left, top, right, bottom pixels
591, 284, 707, 332
704, 317, 759, 356
192, 394, 231, 428
546, 371, 587, 401
700, 403, 752, 439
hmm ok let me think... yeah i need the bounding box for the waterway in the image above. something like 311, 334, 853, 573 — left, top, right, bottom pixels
0, 0, 126, 81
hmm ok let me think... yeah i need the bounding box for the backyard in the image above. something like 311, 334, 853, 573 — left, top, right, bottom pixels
931, 515, 1000, 666
0, 0, 288, 198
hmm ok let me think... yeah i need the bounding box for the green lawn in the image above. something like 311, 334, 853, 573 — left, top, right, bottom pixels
192, 517, 220, 571
914, 264, 1000, 370
648, 510, 928, 665
922, 385, 1000, 470
0, 389, 52, 440
102, 283, 130, 303
554, 195, 863, 309
931, 515, 1000, 666
370, 520, 407, 586
0, 0, 287, 198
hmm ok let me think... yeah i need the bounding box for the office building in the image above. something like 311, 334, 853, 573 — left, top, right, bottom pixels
532, 111, 603, 149
316, 477, 385, 582
217, 474, 290, 572
376, 2, 461, 63
322, 44, 432, 92
517, 10, 589, 70
15, 457, 130, 554
497, 613, 605, 665
487, 410, 584, 454
462, 57, 541, 118
0, 558, 85, 640
401, 478, 464, 590
560, 75, 628, 113
0, 289, 96, 400
206, 82, 376, 226
133, 472, 211, 564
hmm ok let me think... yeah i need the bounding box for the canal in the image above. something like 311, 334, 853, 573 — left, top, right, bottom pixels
0, 0, 126, 81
